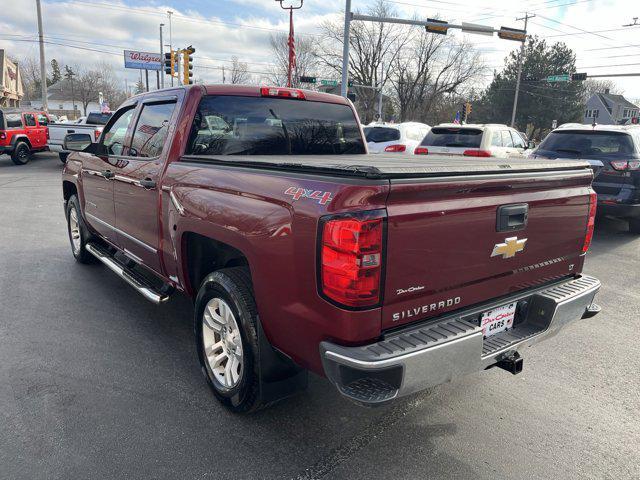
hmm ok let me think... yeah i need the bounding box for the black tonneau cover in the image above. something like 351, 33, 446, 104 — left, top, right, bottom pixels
181, 154, 590, 179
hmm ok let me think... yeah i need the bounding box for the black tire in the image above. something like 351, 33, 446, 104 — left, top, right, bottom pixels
195, 267, 263, 413
11, 142, 31, 165
65, 195, 95, 264
59, 152, 69, 163
629, 218, 640, 234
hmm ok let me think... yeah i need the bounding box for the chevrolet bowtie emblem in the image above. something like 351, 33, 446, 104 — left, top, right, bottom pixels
491, 236, 527, 259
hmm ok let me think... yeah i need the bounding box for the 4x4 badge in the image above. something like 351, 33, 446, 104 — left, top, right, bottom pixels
491, 236, 527, 259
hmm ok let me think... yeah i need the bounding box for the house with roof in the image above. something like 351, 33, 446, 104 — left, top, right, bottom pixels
27, 78, 101, 119
583, 89, 639, 125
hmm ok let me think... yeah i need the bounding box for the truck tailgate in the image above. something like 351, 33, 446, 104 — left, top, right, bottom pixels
382, 168, 594, 329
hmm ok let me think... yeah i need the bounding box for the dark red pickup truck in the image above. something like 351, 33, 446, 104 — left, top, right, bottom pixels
61, 85, 601, 412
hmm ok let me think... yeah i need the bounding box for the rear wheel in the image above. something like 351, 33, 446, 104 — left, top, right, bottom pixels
629, 218, 640, 234
11, 142, 31, 165
195, 267, 262, 413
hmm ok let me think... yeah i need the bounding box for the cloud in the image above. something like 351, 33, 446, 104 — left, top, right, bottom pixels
2, 0, 639, 102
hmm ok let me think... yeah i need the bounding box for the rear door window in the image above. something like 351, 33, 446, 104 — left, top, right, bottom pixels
421, 127, 483, 148
188, 96, 365, 155
538, 131, 636, 156
129, 102, 176, 158
24, 114, 36, 127
490, 130, 502, 147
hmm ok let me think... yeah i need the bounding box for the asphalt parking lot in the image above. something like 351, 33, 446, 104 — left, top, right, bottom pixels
1, 152, 639, 480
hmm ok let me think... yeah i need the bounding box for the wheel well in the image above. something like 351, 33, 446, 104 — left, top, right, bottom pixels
62, 181, 77, 202
13, 136, 32, 149
184, 232, 249, 295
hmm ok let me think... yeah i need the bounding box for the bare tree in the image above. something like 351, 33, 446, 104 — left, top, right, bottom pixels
230, 56, 250, 84
15, 56, 42, 101
316, 0, 412, 122
389, 33, 484, 122
581, 79, 622, 101
268, 32, 317, 86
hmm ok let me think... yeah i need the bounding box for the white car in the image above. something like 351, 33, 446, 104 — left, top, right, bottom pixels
364, 122, 431, 154
414, 123, 534, 158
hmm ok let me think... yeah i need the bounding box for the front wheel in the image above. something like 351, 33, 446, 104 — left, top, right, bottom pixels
66, 195, 94, 264
59, 152, 69, 163
629, 218, 640, 234
11, 142, 31, 165
195, 267, 262, 413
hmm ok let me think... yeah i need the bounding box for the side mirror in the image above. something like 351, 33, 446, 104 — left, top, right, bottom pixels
527, 140, 536, 150
63, 133, 93, 152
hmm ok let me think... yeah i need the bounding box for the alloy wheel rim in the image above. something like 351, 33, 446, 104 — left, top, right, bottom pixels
69, 207, 81, 254
202, 297, 244, 389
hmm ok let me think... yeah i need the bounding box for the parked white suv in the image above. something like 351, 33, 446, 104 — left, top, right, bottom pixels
364, 122, 431, 154
414, 123, 533, 158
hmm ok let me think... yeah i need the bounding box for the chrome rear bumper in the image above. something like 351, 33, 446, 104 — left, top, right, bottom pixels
321, 275, 601, 405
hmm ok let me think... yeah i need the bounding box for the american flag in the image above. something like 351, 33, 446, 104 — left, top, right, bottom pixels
288, 9, 296, 83
453, 111, 461, 124
139, 124, 161, 135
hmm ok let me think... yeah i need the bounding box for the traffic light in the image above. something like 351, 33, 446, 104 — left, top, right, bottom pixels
571, 72, 587, 81
425, 18, 448, 35
463, 102, 472, 122
183, 45, 195, 85
164, 51, 176, 76
299, 76, 317, 84
498, 26, 527, 42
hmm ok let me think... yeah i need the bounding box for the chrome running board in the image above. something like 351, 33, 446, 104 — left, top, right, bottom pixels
85, 243, 171, 304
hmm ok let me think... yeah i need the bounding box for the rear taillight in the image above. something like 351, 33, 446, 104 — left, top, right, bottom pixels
319, 211, 385, 308
260, 86, 306, 100
94, 129, 101, 141
384, 144, 406, 153
611, 160, 640, 171
414, 146, 429, 155
463, 149, 492, 157
46, 128, 50, 140
582, 192, 597, 253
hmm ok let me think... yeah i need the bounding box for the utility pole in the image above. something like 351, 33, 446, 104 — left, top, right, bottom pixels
35, 0, 48, 111
377, 61, 384, 120
341, 0, 352, 97
159, 23, 165, 88
510, 13, 534, 128
167, 10, 174, 87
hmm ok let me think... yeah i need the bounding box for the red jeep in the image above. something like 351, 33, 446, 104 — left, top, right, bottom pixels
0, 108, 50, 165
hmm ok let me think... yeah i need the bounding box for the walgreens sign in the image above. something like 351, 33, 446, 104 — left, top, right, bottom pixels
124, 50, 162, 70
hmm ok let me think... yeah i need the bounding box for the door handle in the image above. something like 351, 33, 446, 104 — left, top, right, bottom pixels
139, 178, 156, 189
101, 169, 115, 179
497, 204, 528, 232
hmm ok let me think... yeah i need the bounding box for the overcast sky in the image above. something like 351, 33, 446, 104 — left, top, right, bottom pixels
2, 0, 639, 100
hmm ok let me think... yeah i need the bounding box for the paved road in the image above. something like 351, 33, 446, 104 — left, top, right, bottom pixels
1, 153, 638, 480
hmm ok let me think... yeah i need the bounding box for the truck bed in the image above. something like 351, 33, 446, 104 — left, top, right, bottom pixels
182, 154, 590, 179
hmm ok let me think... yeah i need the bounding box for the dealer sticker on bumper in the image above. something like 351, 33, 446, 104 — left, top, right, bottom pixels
480, 302, 516, 337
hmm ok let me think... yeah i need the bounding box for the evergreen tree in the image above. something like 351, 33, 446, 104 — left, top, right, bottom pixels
476, 36, 584, 139
50, 59, 62, 85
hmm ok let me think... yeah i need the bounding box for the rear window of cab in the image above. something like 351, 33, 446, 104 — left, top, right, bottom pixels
187, 95, 365, 155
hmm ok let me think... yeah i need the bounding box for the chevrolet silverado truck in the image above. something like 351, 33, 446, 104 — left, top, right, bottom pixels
61, 85, 601, 413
